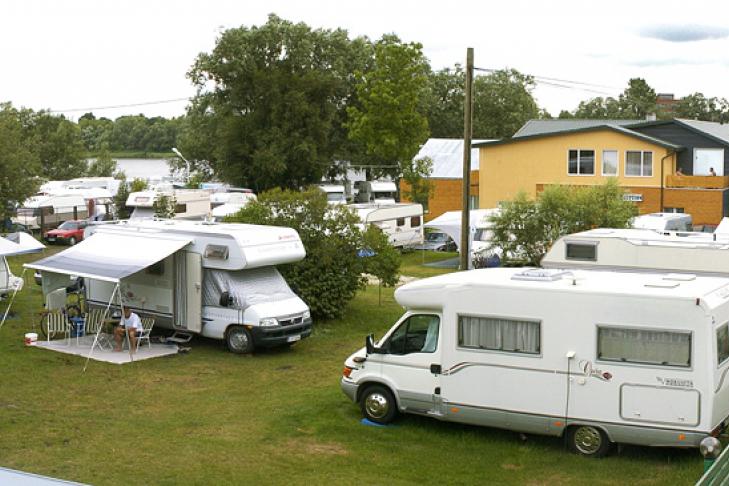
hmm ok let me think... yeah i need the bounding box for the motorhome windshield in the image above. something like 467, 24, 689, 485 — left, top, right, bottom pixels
202, 267, 297, 308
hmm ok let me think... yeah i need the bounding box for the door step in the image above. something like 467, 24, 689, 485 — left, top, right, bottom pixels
163, 331, 193, 344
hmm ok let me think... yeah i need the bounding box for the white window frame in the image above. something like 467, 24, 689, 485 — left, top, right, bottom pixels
567, 149, 596, 176
625, 150, 654, 177
596, 325, 692, 369
601, 149, 619, 176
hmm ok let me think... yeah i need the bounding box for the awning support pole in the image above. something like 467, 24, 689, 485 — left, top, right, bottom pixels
83, 283, 119, 373
0, 268, 27, 331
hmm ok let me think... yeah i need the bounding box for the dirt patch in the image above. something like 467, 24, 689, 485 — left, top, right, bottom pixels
283, 438, 349, 457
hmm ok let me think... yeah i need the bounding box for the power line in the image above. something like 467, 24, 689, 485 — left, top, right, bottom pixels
473, 66, 621, 95
48, 97, 191, 114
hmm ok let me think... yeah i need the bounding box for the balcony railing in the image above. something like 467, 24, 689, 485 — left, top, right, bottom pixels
666, 175, 729, 189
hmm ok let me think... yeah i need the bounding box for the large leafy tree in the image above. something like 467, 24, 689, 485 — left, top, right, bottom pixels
675, 93, 729, 123
572, 78, 658, 120
489, 180, 637, 266
184, 14, 370, 191
29, 111, 86, 180
347, 34, 430, 178
0, 103, 41, 221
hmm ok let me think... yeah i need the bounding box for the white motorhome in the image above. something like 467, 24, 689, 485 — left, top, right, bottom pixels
351, 203, 424, 248
0, 233, 44, 299
542, 228, 729, 275
317, 184, 347, 205
28, 220, 311, 353
424, 208, 501, 264
633, 212, 693, 232
13, 194, 88, 230
127, 189, 211, 221
341, 267, 729, 456
354, 181, 397, 204
210, 191, 257, 220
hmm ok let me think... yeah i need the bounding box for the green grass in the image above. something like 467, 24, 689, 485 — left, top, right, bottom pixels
400, 250, 459, 278
0, 250, 703, 485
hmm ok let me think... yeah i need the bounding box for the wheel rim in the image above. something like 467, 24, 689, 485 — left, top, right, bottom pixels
365, 392, 389, 419
574, 426, 602, 455
229, 329, 249, 351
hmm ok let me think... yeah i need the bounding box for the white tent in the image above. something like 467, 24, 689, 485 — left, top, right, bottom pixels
0, 233, 45, 329
424, 209, 500, 251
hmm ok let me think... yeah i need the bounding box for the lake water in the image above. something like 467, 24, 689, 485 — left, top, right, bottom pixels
87, 158, 172, 180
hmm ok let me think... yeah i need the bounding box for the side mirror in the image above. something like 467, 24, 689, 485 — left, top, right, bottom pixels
219, 291, 234, 307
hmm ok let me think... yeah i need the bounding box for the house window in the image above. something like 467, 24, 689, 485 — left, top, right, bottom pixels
458, 315, 540, 354
626, 151, 653, 177
602, 150, 618, 176
410, 216, 421, 227
469, 195, 479, 210
718, 324, 729, 366
568, 149, 595, 175
565, 242, 597, 261
597, 326, 691, 367
663, 207, 685, 214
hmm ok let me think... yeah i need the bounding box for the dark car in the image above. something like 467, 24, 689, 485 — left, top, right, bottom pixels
44, 220, 87, 245
413, 231, 457, 252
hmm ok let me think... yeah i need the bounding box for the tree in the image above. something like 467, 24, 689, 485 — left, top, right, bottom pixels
472, 69, 540, 138
0, 103, 41, 221
129, 178, 148, 193
347, 34, 430, 178
153, 194, 177, 219
113, 177, 131, 220
185, 14, 371, 191
29, 111, 86, 180
86, 142, 118, 177
570, 78, 658, 120
227, 188, 399, 319
400, 156, 433, 209
574, 97, 622, 118
423, 66, 465, 138
489, 180, 637, 266
675, 93, 729, 123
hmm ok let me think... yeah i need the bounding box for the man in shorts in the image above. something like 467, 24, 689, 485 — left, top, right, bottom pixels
114, 307, 142, 352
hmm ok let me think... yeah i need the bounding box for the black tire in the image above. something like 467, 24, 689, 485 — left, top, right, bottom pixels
69, 236, 76, 246
566, 425, 612, 458
225, 325, 253, 354
359, 385, 398, 424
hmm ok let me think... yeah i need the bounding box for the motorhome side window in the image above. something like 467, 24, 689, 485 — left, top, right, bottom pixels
717, 324, 729, 366
597, 326, 691, 367
565, 242, 597, 261
458, 315, 540, 354
383, 314, 440, 355
396, 218, 405, 227
411, 216, 421, 227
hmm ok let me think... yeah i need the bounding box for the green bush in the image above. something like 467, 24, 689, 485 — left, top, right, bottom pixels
227, 188, 400, 319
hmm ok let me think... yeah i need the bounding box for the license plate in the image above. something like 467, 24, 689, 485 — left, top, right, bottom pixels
287, 335, 301, 343
47, 237, 55, 241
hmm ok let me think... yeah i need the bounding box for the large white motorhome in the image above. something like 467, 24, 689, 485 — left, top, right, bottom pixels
127, 189, 211, 221
28, 220, 312, 353
341, 267, 729, 456
0, 233, 44, 299
13, 194, 88, 230
542, 228, 729, 275
317, 184, 347, 205
633, 212, 693, 232
351, 203, 424, 248
424, 208, 501, 265
354, 181, 397, 204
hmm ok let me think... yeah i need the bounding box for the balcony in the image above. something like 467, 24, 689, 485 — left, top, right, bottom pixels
666, 175, 729, 189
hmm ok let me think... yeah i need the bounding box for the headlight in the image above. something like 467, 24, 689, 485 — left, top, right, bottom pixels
302, 310, 311, 320
259, 317, 278, 327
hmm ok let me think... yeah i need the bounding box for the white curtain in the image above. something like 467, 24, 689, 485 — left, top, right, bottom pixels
598, 327, 690, 367
459, 316, 540, 354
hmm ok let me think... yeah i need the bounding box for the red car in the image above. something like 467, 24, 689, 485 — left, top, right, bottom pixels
44, 220, 88, 245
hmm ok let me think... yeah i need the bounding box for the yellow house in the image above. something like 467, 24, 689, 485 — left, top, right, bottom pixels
475, 120, 729, 226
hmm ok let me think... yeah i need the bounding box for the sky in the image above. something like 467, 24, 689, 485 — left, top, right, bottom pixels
4, 0, 729, 120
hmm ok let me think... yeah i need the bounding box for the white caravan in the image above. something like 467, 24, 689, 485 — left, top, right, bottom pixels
633, 212, 693, 232
351, 203, 424, 248
210, 191, 257, 220
317, 184, 347, 205
424, 209, 500, 264
341, 267, 729, 456
354, 181, 397, 204
127, 189, 211, 220
0, 233, 44, 299
28, 220, 311, 353
13, 194, 88, 230
541, 228, 729, 275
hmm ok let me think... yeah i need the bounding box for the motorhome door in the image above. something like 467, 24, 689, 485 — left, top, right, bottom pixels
174, 252, 202, 332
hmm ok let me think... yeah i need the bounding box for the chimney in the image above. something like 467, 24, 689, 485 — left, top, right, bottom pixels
646, 113, 657, 121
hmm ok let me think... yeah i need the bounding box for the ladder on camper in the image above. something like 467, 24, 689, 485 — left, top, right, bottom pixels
163, 331, 193, 344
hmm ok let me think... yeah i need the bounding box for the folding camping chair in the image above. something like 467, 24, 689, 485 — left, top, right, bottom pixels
44, 311, 70, 345
136, 317, 155, 350
84, 309, 113, 350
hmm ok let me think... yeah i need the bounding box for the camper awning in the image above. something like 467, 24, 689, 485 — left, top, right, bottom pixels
25, 232, 191, 283
0, 233, 45, 257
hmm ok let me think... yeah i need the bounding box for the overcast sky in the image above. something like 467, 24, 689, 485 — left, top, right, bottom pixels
4, 0, 729, 120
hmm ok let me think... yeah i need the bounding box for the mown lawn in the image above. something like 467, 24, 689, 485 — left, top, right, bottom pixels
0, 250, 703, 485
399, 249, 459, 278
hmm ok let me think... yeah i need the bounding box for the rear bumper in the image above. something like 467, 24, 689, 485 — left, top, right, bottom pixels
249, 319, 312, 347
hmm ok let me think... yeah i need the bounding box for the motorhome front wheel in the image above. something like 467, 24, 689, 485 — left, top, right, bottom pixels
225, 326, 253, 354
566, 425, 611, 458
360, 385, 397, 424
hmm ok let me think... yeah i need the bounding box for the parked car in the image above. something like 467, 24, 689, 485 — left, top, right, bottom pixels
43, 220, 88, 245
413, 231, 457, 252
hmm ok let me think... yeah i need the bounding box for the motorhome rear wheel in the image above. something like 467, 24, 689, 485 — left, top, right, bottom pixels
225, 326, 253, 354
566, 425, 612, 458
359, 385, 397, 424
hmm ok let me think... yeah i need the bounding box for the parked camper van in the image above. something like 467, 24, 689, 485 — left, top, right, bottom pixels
127, 189, 211, 220
0, 233, 44, 299
541, 228, 729, 275
70, 220, 312, 353
317, 184, 347, 205
341, 267, 729, 456
13, 194, 88, 231
633, 212, 692, 232
354, 181, 397, 204
351, 203, 424, 248
210, 191, 257, 220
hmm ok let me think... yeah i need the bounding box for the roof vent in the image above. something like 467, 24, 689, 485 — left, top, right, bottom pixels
512, 269, 572, 282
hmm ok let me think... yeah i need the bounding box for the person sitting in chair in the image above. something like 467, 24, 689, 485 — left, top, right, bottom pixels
114, 307, 141, 352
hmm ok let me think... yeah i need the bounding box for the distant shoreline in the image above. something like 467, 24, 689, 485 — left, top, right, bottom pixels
85, 151, 174, 159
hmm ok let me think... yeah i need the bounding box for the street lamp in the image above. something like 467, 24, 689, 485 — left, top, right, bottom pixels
172, 147, 190, 182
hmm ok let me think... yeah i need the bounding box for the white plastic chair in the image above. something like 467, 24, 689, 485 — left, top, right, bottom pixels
45, 311, 70, 345
136, 317, 155, 350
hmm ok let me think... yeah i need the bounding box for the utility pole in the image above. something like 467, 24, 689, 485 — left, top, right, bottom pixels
460, 47, 474, 271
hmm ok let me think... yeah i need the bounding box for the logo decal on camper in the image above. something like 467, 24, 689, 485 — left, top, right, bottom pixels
579, 360, 612, 382
656, 377, 694, 388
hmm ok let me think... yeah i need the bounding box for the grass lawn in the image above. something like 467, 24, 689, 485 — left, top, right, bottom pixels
399, 250, 459, 278
0, 250, 703, 485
